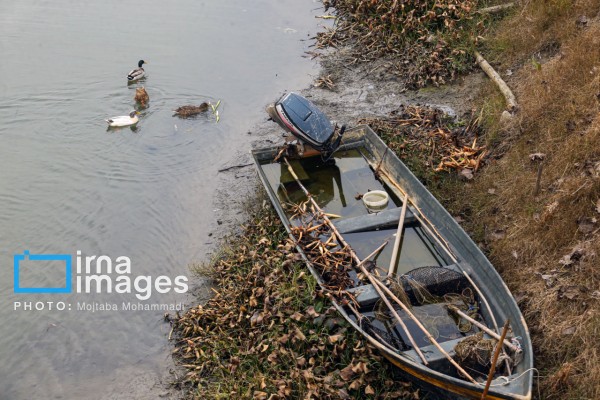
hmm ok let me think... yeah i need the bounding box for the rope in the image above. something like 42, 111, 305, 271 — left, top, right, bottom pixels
478, 368, 539, 387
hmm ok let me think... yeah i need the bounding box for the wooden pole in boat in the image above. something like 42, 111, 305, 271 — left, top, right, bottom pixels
481, 319, 511, 399
282, 157, 429, 365
369, 277, 477, 384
388, 194, 409, 276
447, 306, 519, 353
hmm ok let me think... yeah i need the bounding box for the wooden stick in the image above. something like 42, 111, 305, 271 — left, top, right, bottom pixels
283, 157, 428, 364
370, 278, 477, 384
388, 194, 409, 276
448, 306, 519, 352
481, 320, 511, 399
476, 2, 515, 14
534, 161, 543, 196
355, 241, 388, 268
474, 51, 518, 111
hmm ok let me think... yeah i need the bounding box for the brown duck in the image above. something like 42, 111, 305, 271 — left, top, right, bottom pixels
173, 103, 209, 117
134, 87, 149, 107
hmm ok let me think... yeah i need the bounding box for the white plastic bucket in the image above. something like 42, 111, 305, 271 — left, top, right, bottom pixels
362, 190, 389, 213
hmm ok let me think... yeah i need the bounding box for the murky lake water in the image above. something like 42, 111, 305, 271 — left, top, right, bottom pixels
0, 1, 322, 398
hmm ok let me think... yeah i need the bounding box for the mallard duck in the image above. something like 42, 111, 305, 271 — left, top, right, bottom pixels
134, 87, 149, 106
173, 103, 209, 117
127, 60, 146, 82
106, 111, 140, 127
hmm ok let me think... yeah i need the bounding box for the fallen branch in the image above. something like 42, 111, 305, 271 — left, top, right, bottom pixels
388, 194, 409, 276
218, 163, 253, 172
477, 2, 515, 14
475, 51, 518, 111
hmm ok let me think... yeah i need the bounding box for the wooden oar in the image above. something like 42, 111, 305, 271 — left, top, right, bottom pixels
388, 194, 409, 276
481, 320, 511, 399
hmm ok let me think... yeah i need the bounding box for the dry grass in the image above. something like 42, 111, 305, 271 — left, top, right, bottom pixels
487, 0, 600, 67
455, 3, 600, 398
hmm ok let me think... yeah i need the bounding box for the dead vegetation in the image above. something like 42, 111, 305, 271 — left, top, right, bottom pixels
316, 0, 485, 87
358, 105, 486, 182
169, 199, 417, 399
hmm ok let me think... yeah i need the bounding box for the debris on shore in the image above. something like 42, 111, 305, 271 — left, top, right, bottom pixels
169, 200, 418, 399
315, 0, 480, 87
359, 105, 486, 177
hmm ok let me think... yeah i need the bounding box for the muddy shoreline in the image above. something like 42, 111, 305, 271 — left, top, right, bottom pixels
216, 50, 487, 239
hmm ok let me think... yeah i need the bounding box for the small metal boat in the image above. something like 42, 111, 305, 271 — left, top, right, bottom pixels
252, 94, 533, 399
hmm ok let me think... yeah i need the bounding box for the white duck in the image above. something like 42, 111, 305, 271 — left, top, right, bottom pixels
127, 60, 147, 82
106, 111, 140, 127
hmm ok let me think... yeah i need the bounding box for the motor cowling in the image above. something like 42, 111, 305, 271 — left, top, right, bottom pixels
267, 93, 343, 158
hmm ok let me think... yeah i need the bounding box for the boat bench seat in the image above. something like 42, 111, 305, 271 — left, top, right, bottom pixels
403, 337, 464, 369
346, 284, 380, 308
333, 206, 417, 234
346, 264, 465, 309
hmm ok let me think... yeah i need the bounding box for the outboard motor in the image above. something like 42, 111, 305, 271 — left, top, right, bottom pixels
267, 92, 345, 161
